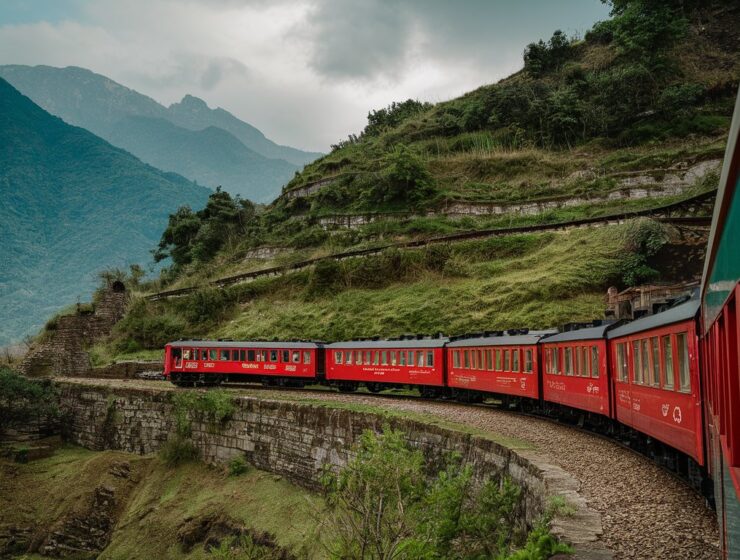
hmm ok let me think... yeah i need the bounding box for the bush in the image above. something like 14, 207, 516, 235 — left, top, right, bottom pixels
321, 427, 564, 559
160, 434, 200, 467
0, 369, 58, 432
620, 219, 669, 286
228, 456, 250, 477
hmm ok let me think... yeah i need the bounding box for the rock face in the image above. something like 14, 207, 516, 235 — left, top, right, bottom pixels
57, 382, 612, 558
19, 285, 129, 378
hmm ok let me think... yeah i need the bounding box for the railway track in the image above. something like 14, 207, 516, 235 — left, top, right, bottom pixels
145, 190, 715, 301
64, 376, 719, 558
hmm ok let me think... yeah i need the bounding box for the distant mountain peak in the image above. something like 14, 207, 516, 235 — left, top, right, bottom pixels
173, 94, 209, 110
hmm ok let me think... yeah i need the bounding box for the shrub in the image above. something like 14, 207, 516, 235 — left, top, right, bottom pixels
320, 427, 564, 559
228, 456, 250, 477
160, 434, 200, 467
0, 369, 58, 432
620, 219, 669, 286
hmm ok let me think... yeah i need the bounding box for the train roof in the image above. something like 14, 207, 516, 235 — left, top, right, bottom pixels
167, 340, 322, 349
543, 324, 614, 344
607, 299, 700, 339
326, 338, 448, 349
446, 331, 554, 347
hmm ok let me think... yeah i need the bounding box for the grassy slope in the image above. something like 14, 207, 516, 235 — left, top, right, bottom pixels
0, 445, 325, 559
73, 3, 740, 360
99, 223, 655, 362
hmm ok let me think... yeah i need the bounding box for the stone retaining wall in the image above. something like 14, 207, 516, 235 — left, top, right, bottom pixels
57, 382, 611, 559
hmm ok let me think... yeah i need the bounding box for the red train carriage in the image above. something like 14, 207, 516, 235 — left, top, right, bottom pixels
446, 333, 547, 401
325, 338, 448, 394
541, 324, 611, 417
699, 88, 740, 557
164, 340, 324, 386
607, 300, 704, 465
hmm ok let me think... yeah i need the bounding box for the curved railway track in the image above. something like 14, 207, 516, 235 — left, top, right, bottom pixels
145, 190, 715, 301
61, 376, 719, 559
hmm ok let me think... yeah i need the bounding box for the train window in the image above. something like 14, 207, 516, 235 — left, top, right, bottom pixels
453, 351, 461, 368
632, 341, 641, 383
270, 350, 278, 362
583, 347, 590, 377
616, 343, 627, 382
282, 350, 290, 362
464, 350, 470, 368
661, 336, 674, 389
356, 351, 363, 365
641, 340, 650, 386
366, 351, 372, 364
495, 350, 502, 371
477, 350, 483, 370
471, 350, 477, 369
391, 352, 397, 366
335, 351, 343, 364
524, 349, 533, 373
408, 351, 415, 366
426, 351, 434, 367
512, 349, 520, 372
346, 351, 353, 365
228, 350, 236, 361
400, 352, 406, 366
303, 351, 311, 364
418, 352, 425, 367
486, 350, 493, 371
373, 352, 380, 365
576, 347, 584, 377
553, 348, 560, 374
172, 348, 182, 360
206, 349, 214, 361
292, 351, 300, 363
381, 351, 388, 366
650, 337, 660, 387
591, 346, 599, 378
677, 333, 691, 392
219, 350, 229, 361
239, 350, 246, 361
183, 349, 191, 360
564, 347, 573, 376
503, 350, 510, 371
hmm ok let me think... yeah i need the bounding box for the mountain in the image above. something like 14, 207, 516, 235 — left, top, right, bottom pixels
0, 77, 211, 346
168, 94, 322, 167
107, 116, 298, 202
0, 65, 321, 202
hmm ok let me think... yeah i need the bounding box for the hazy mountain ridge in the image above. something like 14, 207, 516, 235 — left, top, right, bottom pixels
0, 77, 211, 346
0, 65, 321, 202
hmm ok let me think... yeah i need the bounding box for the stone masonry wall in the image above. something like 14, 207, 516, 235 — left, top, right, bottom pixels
19, 287, 128, 378
57, 382, 610, 559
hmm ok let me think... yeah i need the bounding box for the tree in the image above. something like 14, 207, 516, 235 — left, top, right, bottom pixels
376, 145, 436, 205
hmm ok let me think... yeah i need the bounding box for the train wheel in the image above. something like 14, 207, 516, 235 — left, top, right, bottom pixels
337, 382, 357, 393
366, 383, 383, 393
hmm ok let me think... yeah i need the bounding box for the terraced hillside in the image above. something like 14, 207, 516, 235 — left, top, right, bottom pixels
48, 1, 740, 363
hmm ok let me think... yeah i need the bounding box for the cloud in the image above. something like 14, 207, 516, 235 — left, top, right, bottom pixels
0, 0, 610, 151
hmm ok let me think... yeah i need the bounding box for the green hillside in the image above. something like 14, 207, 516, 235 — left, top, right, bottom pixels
67, 1, 740, 361
0, 77, 211, 346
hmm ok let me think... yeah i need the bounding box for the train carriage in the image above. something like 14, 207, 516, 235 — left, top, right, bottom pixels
607, 300, 704, 465
540, 325, 611, 417
164, 340, 324, 385
446, 333, 547, 401
700, 89, 740, 558
325, 338, 448, 394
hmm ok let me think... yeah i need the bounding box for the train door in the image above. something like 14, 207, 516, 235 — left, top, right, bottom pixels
171, 347, 183, 371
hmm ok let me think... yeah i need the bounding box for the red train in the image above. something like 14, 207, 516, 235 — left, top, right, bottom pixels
164, 89, 740, 557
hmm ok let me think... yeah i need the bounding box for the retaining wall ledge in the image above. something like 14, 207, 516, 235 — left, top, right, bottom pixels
56, 381, 613, 559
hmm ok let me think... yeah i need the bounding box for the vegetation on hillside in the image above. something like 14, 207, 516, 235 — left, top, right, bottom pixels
100, 221, 672, 362
143, 0, 735, 293
320, 427, 570, 559
0, 368, 58, 434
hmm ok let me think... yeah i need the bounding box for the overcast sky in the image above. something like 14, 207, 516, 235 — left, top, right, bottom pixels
0, 0, 610, 152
